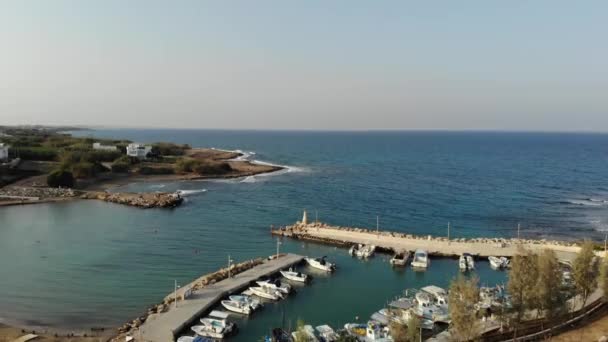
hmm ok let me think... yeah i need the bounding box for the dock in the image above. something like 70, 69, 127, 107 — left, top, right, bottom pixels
136, 253, 303, 342
272, 216, 585, 261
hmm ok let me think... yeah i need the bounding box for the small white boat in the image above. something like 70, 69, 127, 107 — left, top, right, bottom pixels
316, 325, 339, 341
291, 325, 318, 341
192, 316, 234, 339
280, 268, 309, 283
411, 249, 429, 269
249, 286, 283, 300
349, 244, 361, 256
355, 244, 376, 258
256, 279, 291, 294
390, 250, 410, 266
221, 299, 251, 315
459, 253, 475, 271
488, 256, 509, 269
305, 256, 336, 272
177, 336, 210, 342
229, 295, 262, 310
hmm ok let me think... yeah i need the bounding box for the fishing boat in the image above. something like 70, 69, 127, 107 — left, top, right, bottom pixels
291, 325, 318, 341
249, 286, 283, 300
355, 244, 376, 258
305, 256, 336, 272
390, 250, 410, 266
421, 285, 449, 309
256, 279, 292, 294
488, 256, 504, 269
221, 299, 252, 315
315, 325, 339, 341
411, 249, 429, 269
177, 336, 213, 342
345, 321, 391, 341
192, 312, 235, 339
348, 244, 361, 256
229, 295, 262, 310
280, 268, 309, 283
459, 253, 475, 271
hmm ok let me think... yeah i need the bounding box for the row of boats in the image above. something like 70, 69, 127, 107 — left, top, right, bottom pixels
179, 256, 337, 340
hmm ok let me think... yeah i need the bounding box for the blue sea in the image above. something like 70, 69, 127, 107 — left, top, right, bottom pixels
1, 130, 607, 337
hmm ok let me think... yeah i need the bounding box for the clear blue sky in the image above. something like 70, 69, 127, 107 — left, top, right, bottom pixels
1, 1, 607, 130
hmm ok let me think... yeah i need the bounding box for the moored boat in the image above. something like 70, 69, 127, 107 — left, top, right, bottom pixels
355, 244, 376, 258
177, 336, 212, 342
316, 325, 339, 341
459, 253, 475, 271
256, 278, 292, 294
305, 256, 336, 272
488, 256, 509, 269
411, 249, 429, 269
221, 299, 252, 315
229, 294, 262, 310
390, 250, 410, 266
249, 286, 283, 300
291, 325, 318, 341
280, 268, 309, 283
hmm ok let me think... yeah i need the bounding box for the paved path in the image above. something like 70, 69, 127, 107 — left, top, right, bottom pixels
138, 253, 303, 342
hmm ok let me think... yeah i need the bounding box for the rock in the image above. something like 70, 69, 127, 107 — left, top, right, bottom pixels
598, 336, 607, 342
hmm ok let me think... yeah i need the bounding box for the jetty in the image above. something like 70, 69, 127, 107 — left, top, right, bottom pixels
272, 212, 586, 261
129, 253, 303, 342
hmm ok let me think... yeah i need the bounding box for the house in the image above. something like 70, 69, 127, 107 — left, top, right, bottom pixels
93, 142, 118, 151
126, 143, 152, 159
0, 143, 9, 161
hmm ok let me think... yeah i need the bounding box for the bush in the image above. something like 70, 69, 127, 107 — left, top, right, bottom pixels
10, 147, 58, 161
111, 162, 130, 173
71, 162, 97, 179
47, 169, 74, 188
174, 158, 200, 173
138, 166, 174, 175
152, 142, 190, 156
194, 162, 232, 175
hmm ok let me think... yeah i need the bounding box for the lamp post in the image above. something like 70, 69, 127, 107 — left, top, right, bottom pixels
174, 280, 180, 308
276, 239, 282, 258
447, 221, 451, 244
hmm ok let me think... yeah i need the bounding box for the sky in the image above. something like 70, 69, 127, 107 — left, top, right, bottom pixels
0, 1, 607, 131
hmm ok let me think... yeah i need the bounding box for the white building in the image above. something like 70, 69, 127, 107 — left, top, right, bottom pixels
93, 142, 118, 151
126, 143, 152, 159
0, 143, 9, 161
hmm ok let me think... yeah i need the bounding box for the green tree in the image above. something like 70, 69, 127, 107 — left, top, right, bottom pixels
534, 249, 567, 335
507, 247, 539, 337
47, 169, 74, 188
406, 315, 421, 342
293, 319, 314, 342
598, 255, 608, 302
572, 241, 598, 310
448, 275, 480, 341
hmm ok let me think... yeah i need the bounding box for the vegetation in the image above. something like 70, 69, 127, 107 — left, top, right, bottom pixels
599, 254, 608, 302
175, 158, 232, 175
507, 247, 539, 333
292, 319, 314, 342
47, 169, 74, 188
533, 249, 567, 335
572, 241, 597, 309
448, 275, 480, 341
138, 166, 174, 175
151, 142, 191, 156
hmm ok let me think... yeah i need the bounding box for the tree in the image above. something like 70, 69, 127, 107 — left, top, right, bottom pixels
448, 275, 480, 341
406, 315, 421, 342
293, 319, 314, 342
507, 247, 538, 337
572, 241, 598, 310
47, 169, 74, 188
534, 249, 567, 334
598, 254, 608, 302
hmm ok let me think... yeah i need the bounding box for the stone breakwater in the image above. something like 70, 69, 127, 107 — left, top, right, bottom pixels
81, 191, 183, 208
112, 258, 264, 340
272, 221, 586, 259
0, 186, 79, 199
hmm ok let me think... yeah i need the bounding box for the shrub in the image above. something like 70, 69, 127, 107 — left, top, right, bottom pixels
194, 162, 232, 175
152, 142, 190, 156
71, 162, 97, 179
111, 162, 130, 173
10, 147, 58, 161
138, 166, 174, 175
174, 158, 200, 173
47, 169, 74, 188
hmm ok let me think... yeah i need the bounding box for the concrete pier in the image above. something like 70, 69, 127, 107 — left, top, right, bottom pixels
137, 253, 303, 342
272, 222, 585, 261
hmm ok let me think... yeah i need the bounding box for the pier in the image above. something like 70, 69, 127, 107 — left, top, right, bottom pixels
135, 253, 303, 342
272, 217, 586, 261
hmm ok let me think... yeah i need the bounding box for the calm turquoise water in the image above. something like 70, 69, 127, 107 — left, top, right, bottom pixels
0, 130, 606, 332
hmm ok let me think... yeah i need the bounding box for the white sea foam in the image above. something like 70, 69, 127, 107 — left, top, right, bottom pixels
240, 176, 257, 183
176, 189, 208, 196
566, 198, 606, 206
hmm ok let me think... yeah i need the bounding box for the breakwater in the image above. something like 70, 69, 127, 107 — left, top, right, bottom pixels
82, 191, 183, 208
272, 219, 586, 260
113, 254, 303, 342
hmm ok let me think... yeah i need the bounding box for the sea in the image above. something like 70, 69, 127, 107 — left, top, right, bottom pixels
0, 129, 607, 339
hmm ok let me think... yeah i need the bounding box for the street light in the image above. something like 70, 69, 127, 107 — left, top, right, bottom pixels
276, 239, 282, 258
228, 254, 234, 278
174, 280, 181, 308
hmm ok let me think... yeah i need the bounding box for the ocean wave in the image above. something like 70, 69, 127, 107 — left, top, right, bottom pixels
240, 176, 257, 183
176, 189, 208, 196
564, 199, 606, 207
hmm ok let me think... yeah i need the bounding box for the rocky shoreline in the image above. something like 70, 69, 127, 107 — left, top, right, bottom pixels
81, 191, 183, 208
